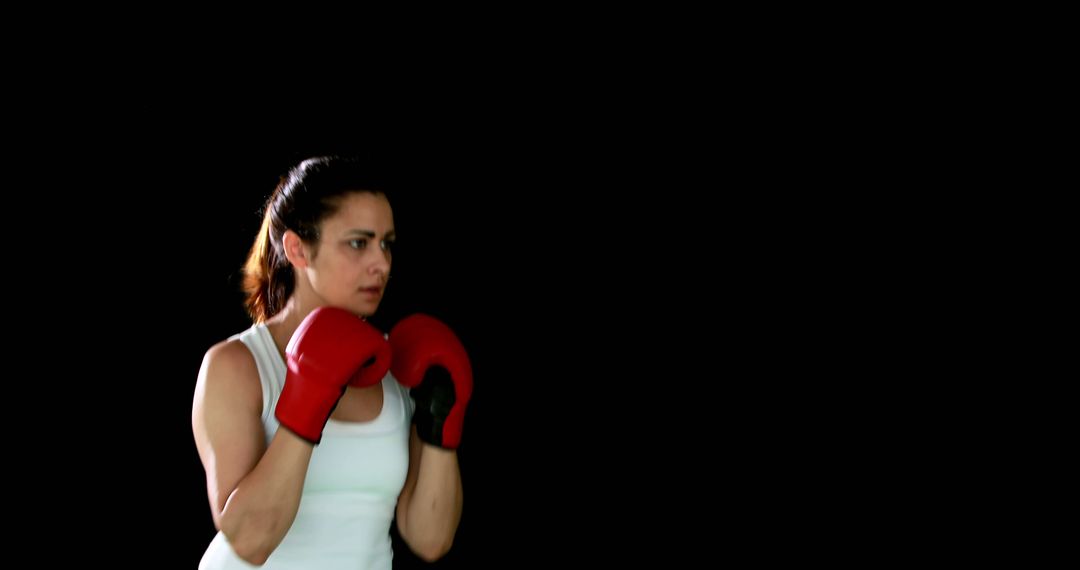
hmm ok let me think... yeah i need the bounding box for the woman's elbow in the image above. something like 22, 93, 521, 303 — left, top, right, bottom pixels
220, 528, 275, 566
220, 512, 281, 566
232, 544, 272, 567
413, 538, 454, 562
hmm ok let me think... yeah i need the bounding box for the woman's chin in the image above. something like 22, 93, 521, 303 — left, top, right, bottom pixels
354, 303, 380, 318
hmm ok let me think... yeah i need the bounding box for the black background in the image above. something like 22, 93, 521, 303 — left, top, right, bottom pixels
1, 31, 921, 567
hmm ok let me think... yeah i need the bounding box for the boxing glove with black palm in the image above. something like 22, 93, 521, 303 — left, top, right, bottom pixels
275, 307, 391, 444
389, 314, 473, 449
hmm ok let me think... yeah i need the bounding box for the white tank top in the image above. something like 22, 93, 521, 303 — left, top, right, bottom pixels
200, 324, 414, 570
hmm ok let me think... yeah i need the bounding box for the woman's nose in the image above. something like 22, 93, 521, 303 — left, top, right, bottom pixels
369, 251, 390, 278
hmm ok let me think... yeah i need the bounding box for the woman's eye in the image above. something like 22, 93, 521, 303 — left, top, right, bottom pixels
381, 240, 394, 252
349, 239, 368, 249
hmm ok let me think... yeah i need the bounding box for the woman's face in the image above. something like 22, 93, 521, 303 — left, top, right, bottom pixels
305, 191, 395, 317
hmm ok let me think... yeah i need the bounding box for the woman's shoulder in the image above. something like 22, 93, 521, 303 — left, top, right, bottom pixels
202, 324, 266, 377
204, 337, 257, 372
193, 337, 265, 435
198, 337, 261, 404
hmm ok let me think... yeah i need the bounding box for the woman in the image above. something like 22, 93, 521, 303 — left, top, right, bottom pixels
192, 156, 469, 569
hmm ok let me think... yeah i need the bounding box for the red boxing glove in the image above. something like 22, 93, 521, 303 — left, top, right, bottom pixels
390, 314, 473, 449
276, 307, 391, 444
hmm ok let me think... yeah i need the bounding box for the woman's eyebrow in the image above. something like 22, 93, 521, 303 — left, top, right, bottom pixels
344, 229, 396, 239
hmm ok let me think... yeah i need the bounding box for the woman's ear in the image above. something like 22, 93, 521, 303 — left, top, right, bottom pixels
282, 230, 309, 269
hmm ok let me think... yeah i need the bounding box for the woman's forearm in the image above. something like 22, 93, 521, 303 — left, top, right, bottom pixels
401, 445, 464, 561
219, 429, 314, 565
